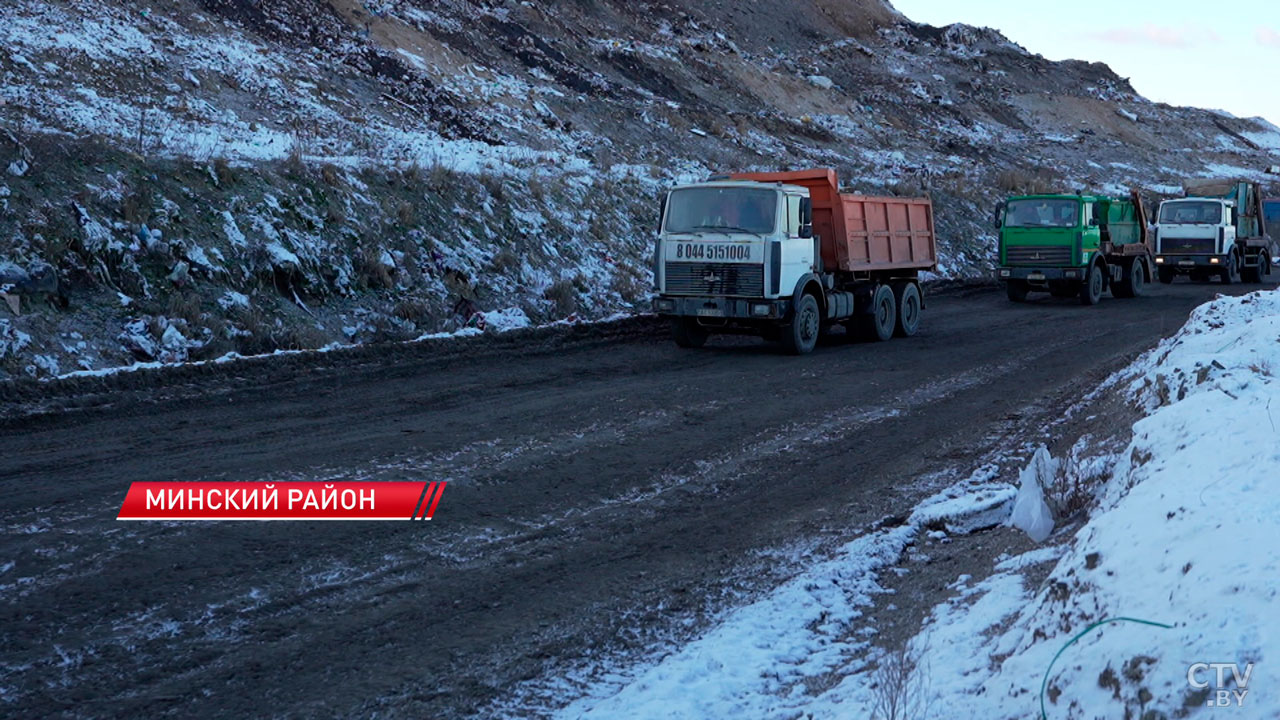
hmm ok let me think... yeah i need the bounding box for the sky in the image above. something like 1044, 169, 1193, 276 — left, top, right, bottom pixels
890, 0, 1280, 127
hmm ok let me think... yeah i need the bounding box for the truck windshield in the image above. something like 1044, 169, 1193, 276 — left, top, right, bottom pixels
665, 187, 777, 234
1004, 199, 1079, 228
1159, 201, 1221, 224
1264, 201, 1280, 226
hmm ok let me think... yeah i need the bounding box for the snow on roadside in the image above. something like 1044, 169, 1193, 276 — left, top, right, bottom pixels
535, 468, 1017, 720
820, 288, 1280, 719
42, 311, 631, 382
534, 289, 1280, 720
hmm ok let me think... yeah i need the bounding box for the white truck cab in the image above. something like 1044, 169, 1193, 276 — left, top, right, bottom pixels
1155, 198, 1235, 257
653, 179, 815, 320
1153, 180, 1273, 284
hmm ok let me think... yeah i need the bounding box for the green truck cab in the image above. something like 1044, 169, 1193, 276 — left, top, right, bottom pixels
994, 191, 1153, 305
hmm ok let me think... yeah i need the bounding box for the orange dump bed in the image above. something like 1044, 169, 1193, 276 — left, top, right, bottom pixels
731, 169, 937, 273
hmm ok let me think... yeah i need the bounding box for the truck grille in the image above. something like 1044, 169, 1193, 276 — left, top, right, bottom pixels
1004, 245, 1073, 266
664, 262, 764, 297
1160, 237, 1216, 254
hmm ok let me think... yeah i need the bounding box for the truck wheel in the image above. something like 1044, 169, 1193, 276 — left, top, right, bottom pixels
672, 317, 708, 349
1262, 253, 1273, 280
1006, 280, 1030, 302
1158, 266, 1176, 284
781, 294, 820, 355
1242, 252, 1267, 283
861, 284, 896, 342
1079, 262, 1104, 305
1221, 251, 1240, 284
892, 282, 922, 337
1113, 258, 1146, 298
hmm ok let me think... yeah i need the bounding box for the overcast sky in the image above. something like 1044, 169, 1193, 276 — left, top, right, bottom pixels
890, 0, 1280, 126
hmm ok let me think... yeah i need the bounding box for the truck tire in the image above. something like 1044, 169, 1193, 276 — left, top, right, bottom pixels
892, 282, 922, 337
1220, 251, 1240, 284
1242, 252, 1268, 283
858, 284, 896, 342
781, 293, 820, 355
1158, 266, 1176, 284
672, 317, 708, 349
1006, 280, 1030, 303
1079, 262, 1104, 305
1112, 258, 1146, 298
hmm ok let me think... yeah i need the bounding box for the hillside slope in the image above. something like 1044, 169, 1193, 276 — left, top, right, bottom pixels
1, 0, 1278, 377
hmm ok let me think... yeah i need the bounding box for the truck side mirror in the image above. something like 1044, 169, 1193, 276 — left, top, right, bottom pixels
992, 201, 1006, 229
799, 197, 813, 238
658, 194, 668, 232
1231, 207, 1239, 226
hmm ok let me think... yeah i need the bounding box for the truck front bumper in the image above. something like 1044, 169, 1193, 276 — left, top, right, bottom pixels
1153, 255, 1225, 272
653, 295, 790, 320
996, 266, 1086, 283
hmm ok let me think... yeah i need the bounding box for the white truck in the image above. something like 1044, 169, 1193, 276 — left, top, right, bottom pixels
652, 168, 937, 354
1154, 179, 1273, 284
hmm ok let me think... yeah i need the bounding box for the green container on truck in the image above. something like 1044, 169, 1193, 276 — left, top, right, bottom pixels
1153, 179, 1273, 283
994, 190, 1153, 304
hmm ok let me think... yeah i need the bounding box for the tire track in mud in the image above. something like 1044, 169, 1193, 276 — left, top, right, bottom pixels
1, 281, 1274, 718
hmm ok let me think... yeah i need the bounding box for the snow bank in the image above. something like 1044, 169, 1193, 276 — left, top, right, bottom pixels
543, 468, 1017, 719
887, 289, 1280, 719
534, 289, 1280, 719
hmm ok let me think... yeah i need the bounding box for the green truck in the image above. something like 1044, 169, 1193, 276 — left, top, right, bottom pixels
994, 191, 1153, 304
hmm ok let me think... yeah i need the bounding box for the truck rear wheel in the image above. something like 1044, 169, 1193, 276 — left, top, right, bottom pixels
892, 282, 922, 337
1242, 252, 1268, 283
672, 317, 708, 349
1220, 251, 1240, 284
781, 294, 820, 355
1079, 262, 1104, 305
855, 284, 896, 342
1158, 266, 1176, 284
1006, 280, 1029, 303
1113, 258, 1146, 298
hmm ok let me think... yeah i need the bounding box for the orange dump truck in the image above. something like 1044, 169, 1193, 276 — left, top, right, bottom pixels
653, 168, 938, 354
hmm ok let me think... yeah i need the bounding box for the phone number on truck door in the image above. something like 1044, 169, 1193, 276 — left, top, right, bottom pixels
673, 243, 753, 261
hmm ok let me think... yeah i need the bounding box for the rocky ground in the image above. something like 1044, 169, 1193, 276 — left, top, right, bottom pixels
1, 0, 1278, 379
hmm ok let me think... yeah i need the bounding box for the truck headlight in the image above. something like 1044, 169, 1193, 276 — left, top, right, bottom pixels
1209, 258, 1220, 264
657, 299, 676, 312
1155, 257, 1164, 264
751, 303, 772, 317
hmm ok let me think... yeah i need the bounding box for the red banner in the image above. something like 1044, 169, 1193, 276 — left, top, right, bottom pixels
117, 481, 446, 521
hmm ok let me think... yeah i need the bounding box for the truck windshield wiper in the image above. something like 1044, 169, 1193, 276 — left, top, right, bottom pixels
690, 224, 761, 235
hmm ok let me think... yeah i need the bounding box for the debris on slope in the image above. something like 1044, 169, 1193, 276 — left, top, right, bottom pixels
0, 0, 1277, 378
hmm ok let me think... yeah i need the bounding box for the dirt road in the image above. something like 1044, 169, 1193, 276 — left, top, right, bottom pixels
2, 278, 1274, 719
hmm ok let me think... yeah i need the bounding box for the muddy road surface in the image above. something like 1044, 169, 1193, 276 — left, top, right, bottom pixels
2, 278, 1275, 718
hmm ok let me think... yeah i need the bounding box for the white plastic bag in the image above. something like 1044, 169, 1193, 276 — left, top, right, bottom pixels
1009, 446, 1057, 542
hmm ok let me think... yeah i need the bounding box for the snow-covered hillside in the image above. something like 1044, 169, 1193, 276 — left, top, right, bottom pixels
2, 0, 1279, 378
487, 287, 1280, 719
